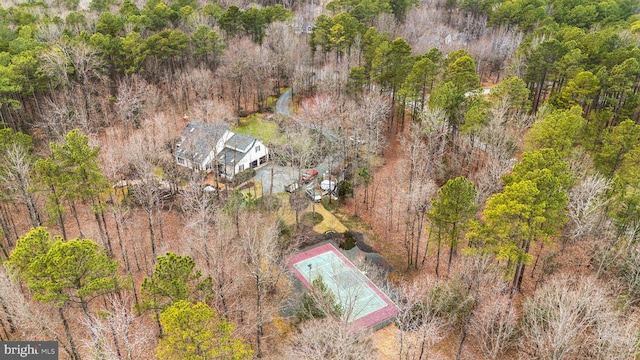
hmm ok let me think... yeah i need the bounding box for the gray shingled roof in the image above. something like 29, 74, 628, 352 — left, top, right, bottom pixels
226, 132, 255, 152
175, 121, 228, 164
217, 147, 247, 166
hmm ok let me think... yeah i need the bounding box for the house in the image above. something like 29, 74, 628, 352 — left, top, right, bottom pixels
174, 121, 269, 179
292, 15, 314, 34
174, 121, 228, 172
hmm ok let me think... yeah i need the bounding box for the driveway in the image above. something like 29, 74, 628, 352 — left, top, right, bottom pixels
255, 164, 301, 195
275, 88, 292, 116
259, 87, 342, 195
256, 154, 343, 195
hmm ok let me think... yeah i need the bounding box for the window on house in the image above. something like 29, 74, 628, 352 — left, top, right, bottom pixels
239, 165, 244, 172
256, 146, 260, 153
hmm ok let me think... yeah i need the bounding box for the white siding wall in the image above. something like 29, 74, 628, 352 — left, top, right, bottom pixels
176, 130, 269, 177
216, 131, 234, 155
234, 140, 269, 174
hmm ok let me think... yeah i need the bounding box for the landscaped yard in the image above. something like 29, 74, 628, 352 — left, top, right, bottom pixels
233, 114, 284, 145
271, 191, 348, 234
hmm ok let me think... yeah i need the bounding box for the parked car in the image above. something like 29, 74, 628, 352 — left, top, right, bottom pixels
306, 188, 322, 202
301, 169, 319, 183
285, 182, 299, 193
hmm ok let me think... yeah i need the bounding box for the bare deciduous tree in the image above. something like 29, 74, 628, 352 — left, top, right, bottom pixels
64, 41, 104, 127
469, 286, 518, 360
181, 179, 219, 268
284, 318, 375, 360
0, 144, 41, 228
0, 269, 80, 359
239, 212, 286, 358
566, 173, 611, 246
85, 295, 154, 360
41, 97, 85, 141
452, 256, 500, 360
129, 157, 167, 261
520, 275, 639, 360
400, 122, 436, 269
116, 75, 154, 134
616, 242, 640, 306
420, 107, 448, 182
209, 211, 245, 320
395, 277, 445, 360
360, 92, 391, 162
470, 102, 531, 203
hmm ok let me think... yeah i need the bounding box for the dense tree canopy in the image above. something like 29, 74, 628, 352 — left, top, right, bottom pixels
156, 300, 252, 360
1, 0, 640, 358
140, 252, 212, 313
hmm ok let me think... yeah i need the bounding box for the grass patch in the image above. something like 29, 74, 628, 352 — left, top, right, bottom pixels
260, 195, 282, 211
321, 198, 340, 212
265, 95, 279, 109
301, 212, 324, 226
332, 208, 406, 269
334, 211, 372, 232
240, 180, 262, 199
312, 204, 348, 234
233, 114, 284, 145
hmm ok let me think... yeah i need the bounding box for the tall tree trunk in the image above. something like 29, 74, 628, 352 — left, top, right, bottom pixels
17, 173, 40, 228
71, 201, 84, 238
516, 240, 532, 292
146, 210, 157, 258
533, 71, 547, 113
269, 165, 274, 197
510, 239, 529, 296
59, 307, 81, 360
530, 241, 545, 278
81, 300, 106, 359
455, 323, 468, 360
82, 80, 91, 125
435, 232, 442, 278
421, 226, 432, 267
106, 309, 122, 359
110, 198, 130, 272
447, 225, 457, 275
154, 308, 163, 338
52, 187, 67, 240
94, 211, 111, 255
217, 279, 229, 319
415, 209, 426, 270
100, 209, 113, 256
0, 205, 14, 258
255, 275, 263, 358
0, 295, 15, 335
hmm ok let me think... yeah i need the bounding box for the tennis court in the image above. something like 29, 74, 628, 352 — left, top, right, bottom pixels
287, 243, 399, 329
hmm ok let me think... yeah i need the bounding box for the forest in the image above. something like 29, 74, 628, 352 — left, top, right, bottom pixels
1, 0, 640, 358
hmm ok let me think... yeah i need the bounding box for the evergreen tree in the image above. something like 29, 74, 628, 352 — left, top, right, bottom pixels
140, 252, 212, 334
428, 177, 478, 276
156, 300, 252, 360
471, 149, 573, 294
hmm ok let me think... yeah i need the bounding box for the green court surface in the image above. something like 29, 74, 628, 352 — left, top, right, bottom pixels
288, 243, 399, 328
